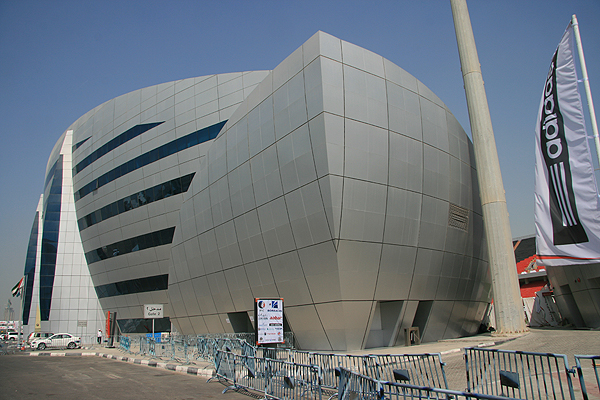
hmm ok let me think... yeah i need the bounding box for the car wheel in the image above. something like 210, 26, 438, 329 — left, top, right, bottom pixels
67, 342, 76, 349
38, 343, 46, 350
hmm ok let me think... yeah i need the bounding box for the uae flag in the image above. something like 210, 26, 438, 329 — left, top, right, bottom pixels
11, 277, 24, 297
535, 21, 600, 266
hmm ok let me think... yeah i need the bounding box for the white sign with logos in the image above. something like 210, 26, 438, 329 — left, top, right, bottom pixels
255, 298, 284, 345
144, 304, 163, 319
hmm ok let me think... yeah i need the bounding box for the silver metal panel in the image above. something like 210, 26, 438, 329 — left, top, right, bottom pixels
269, 251, 313, 306
207, 272, 235, 313
383, 187, 422, 246
375, 244, 418, 300
389, 132, 423, 192
273, 72, 307, 140
387, 81, 422, 140
315, 301, 375, 351
418, 195, 449, 251
277, 123, 317, 193
250, 144, 283, 206
297, 241, 341, 303
343, 65, 388, 129
337, 240, 381, 300
318, 175, 343, 240
421, 300, 454, 343
284, 304, 332, 351
345, 119, 388, 185
244, 259, 279, 299
340, 178, 386, 242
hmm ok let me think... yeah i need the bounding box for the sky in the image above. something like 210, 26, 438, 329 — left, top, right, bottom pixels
0, 0, 599, 308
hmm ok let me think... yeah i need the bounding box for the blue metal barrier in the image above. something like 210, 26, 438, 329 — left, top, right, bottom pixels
212, 350, 322, 399
372, 353, 448, 388
337, 366, 525, 400
574, 355, 600, 400
465, 347, 576, 400
119, 336, 131, 352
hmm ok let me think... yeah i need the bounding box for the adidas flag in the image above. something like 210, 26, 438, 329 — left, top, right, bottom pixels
534, 21, 600, 266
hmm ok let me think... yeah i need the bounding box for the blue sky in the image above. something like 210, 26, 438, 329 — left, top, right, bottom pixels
1, 0, 599, 306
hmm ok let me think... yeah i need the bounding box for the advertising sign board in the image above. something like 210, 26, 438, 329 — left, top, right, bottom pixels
254, 298, 284, 345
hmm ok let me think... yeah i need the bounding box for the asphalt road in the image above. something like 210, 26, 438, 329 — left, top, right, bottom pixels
0, 353, 252, 400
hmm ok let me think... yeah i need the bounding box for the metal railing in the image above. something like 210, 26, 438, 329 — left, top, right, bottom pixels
113, 334, 600, 400
465, 347, 576, 400
574, 355, 600, 400
211, 349, 323, 399
337, 366, 524, 400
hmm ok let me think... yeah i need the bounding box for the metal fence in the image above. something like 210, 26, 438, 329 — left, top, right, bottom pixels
337, 366, 524, 400
211, 349, 323, 399
465, 347, 576, 400
574, 355, 600, 400
114, 334, 600, 400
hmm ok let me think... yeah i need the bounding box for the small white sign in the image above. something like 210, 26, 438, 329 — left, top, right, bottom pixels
144, 304, 163, 319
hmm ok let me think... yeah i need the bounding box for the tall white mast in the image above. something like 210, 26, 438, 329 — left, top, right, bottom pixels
450, 0, 527, 334
571, 14, 600, 170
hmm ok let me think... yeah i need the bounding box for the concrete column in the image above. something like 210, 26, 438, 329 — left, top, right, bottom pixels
450, 0, 527, 333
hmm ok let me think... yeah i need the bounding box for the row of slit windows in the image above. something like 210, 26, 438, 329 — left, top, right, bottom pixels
73, 122, 163, 175
78, 173, 195, 231
22, 212, 39, 323
84, 227, 175, 265
94, 274, 168, 299
40, 156, 63, 321
75, 120, 226, 202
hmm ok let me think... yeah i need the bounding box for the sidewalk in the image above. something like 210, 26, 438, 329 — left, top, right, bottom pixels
28, 342, 216, 378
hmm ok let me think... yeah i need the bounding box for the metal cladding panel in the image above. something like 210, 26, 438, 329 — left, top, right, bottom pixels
164, 31, 489, 350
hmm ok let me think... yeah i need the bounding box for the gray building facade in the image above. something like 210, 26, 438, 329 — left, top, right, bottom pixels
28, 31, 491, 350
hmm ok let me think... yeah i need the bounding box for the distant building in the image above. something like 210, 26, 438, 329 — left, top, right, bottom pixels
23, 31, 493, 350
513, 235, 600, 328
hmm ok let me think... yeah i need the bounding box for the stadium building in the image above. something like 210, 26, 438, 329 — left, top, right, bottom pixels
22, 31, 492, 350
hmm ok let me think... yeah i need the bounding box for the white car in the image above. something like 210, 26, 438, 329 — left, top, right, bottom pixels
6, 331, 21, 341
31, 333, 81, 350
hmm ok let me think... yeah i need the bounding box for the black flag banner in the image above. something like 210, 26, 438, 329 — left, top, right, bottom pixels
535, 21, 600, 266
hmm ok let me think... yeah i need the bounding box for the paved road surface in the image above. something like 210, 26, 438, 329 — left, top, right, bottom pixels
0, 353, 249, 400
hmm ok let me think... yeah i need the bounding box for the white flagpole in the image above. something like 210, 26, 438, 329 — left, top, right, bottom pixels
571, 14, 600, 170
19, 275, 26, 346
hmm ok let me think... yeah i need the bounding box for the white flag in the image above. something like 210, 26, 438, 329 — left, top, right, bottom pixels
534, 21, 600, 266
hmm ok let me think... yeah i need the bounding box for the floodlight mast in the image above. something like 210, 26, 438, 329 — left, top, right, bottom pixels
450, 0, 527, 333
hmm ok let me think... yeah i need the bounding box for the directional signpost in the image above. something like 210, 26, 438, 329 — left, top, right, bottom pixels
144, 304, 163, 339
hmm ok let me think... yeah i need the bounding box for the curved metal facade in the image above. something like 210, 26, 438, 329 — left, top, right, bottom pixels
167, 32, 491, 350
68, 71, 269, 333
35, 31, 491, 348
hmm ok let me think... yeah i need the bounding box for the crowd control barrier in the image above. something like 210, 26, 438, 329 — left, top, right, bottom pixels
574, 355, 600, 400
287, 351, 448, 391
373, 353, 448, 388
211, 349, 323, 400
337, 367, 523, 400
465, 347, 576, 400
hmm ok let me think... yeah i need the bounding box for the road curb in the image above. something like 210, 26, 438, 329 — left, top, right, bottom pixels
438, 336, 520, 356
29, 350, 215, 378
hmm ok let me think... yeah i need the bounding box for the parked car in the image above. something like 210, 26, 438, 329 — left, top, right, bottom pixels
27, 332, 53, 345
6, 331, 21, 341
30, 333, 81, 350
